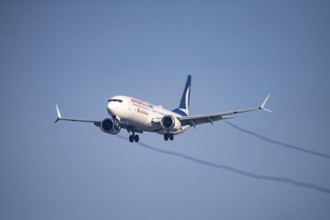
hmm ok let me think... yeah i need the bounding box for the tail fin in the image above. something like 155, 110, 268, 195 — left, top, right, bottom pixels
173, 75, 191, 116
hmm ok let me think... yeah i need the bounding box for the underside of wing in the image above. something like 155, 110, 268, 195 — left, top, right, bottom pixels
178, 94, 271, 127
178, 113, 225, 127
178, 107, 257, 127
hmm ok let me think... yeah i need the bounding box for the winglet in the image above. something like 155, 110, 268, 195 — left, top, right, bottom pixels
259, 94, 272, 113
55, 104, 62, 123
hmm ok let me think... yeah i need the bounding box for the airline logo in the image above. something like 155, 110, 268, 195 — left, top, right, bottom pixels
131, 98, 151, 108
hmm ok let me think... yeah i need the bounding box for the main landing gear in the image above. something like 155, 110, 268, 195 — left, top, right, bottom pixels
164, 133, 174, 141
129, 133, 139, 143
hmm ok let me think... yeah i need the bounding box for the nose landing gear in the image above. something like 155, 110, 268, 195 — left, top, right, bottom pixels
127, 126, 141, 143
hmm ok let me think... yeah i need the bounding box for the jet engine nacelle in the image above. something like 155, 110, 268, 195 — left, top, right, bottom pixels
100, 118, 120, 135
160, 115, 181, 131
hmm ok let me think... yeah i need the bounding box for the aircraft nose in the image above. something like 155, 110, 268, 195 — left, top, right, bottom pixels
107, 102, 115, 116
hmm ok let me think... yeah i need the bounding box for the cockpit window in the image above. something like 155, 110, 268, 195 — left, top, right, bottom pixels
108, 99, 123, 103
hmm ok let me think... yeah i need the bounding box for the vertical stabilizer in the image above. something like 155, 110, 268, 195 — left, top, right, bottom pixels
173, 75, 191, 116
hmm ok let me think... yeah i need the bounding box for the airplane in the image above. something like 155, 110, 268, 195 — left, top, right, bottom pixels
55, 75, 271, 142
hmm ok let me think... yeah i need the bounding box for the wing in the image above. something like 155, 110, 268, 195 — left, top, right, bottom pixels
178, 94, 271, 127
55, 104, 102, 126
54, 105, 143, 133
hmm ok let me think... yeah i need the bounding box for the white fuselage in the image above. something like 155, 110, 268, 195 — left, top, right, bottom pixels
107, 95, 190, 135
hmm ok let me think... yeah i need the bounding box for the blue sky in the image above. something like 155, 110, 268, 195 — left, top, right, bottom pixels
1, 0, 330, 219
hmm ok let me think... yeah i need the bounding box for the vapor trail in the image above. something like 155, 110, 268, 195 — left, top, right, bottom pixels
223, 120, 330, 160
134, 141, 330, 194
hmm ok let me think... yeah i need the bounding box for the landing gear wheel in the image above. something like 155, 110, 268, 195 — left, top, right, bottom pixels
134, 135, 139, 142
164, 133, 169, 141
129, 135, 134, 143
169, 133, 174, 141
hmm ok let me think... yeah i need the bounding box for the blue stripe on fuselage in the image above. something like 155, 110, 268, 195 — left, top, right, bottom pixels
172, 108, 188, 116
